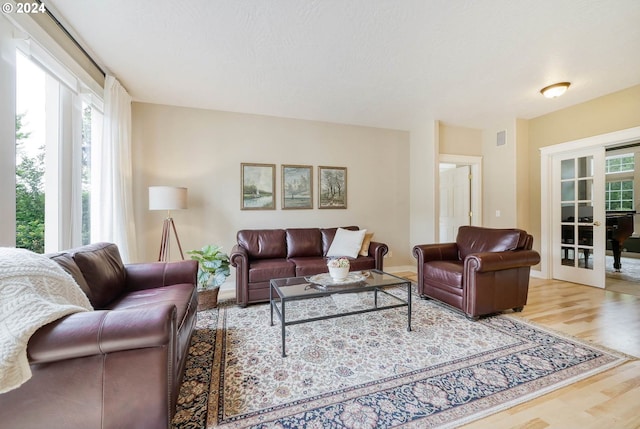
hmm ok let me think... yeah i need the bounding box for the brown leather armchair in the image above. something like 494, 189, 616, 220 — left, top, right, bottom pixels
412, 226, 540, 320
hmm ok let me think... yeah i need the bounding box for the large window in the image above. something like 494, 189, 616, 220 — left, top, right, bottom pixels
15, 48, 102, 253
15, 52, 45, 252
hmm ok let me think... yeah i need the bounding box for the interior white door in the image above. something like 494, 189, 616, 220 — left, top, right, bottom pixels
439, 165, 471, 242
552, 148, 606, 288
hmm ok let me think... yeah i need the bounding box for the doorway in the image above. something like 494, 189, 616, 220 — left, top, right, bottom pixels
603, 145, 640, 296
438, 154, 482, 243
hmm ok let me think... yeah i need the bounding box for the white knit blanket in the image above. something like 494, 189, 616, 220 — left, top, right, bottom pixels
0, 247, 93, 394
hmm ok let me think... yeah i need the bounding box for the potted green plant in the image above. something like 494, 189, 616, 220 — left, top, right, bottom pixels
187, 244, 230, 310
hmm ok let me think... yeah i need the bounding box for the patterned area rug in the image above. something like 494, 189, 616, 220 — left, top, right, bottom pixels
172, 290, 628, 428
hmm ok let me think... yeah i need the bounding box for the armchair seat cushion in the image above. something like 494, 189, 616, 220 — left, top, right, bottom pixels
424, 261, 464, 288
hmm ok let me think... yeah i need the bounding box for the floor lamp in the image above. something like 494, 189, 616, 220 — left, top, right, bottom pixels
149, 186, 188, 262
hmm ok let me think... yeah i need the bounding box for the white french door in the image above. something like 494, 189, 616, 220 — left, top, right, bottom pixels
552, 148, 605, 288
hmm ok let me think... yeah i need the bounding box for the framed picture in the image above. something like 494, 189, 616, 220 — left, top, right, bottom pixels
318, 166, 347, 209
282, 164, 313, 209
241, 163, 275, 210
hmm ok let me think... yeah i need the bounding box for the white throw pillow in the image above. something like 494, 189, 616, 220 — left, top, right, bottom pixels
327, 228, 367, 259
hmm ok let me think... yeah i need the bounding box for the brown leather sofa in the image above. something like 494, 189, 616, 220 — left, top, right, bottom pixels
230, 226, 388, 306
412, 226, 541, 320
0, 242, 198, 429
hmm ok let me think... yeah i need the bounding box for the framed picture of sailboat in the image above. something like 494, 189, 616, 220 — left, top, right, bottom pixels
241, 163, 275, 210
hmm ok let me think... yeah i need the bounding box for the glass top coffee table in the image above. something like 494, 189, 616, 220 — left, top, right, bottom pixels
270, 270, 412, 357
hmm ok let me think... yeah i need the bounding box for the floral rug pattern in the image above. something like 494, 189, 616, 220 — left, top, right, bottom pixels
173, 291, 628, 428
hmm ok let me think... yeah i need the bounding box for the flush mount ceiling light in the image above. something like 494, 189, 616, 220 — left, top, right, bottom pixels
540, 82, 571, 98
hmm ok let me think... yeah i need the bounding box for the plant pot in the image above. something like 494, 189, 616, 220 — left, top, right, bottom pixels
328, 266, 349, 281
197, 288, 219, 311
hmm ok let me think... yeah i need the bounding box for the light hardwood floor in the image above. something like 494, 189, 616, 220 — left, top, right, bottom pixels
396, 273, 640, 429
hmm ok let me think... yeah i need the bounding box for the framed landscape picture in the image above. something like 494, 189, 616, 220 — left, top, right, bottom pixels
241, 163, 275, 210
318, 166, 347, 209
282, 164, 313, 209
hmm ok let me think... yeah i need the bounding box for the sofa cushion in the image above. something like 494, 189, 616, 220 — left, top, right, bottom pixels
289, 257, 328, 277
70, 243, 126, 309
106, 283, 195, 332
286, 228, 322, 258
49, 253, 94, 305
238, 229, 287, 260
456, 226, 522, 260
327, 228, 367, 258
248, 259, 296, 283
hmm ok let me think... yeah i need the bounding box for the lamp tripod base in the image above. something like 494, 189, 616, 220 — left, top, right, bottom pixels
158, 217, 184, 262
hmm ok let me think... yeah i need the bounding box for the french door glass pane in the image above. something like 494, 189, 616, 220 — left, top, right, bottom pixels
559, 156, 594, 271
578, 156, 593, 178
561, 159, 575, 179
561, 181, 575, 201
578, 178, 592, 200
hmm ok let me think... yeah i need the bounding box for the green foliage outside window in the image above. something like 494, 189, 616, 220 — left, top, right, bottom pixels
15, 112, 45, 253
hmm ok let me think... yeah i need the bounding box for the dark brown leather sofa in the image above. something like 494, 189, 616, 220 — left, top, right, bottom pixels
230, 226, 388, 306
0, 242, 198, 429
412, 226, 541, 320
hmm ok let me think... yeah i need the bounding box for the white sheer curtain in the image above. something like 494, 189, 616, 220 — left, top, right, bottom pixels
92, 75, 137, 262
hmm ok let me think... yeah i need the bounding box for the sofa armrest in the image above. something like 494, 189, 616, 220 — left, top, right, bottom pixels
229, 244, 248, 268
368, 241, 388, 270
230, 244, 249, 306
412, 242, 459, 264
464, 250, 541, 273
124, 260, 198, 291
27, 304, 177, 364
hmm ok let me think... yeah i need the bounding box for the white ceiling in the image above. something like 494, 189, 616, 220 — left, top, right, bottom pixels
45, 0, 640, 131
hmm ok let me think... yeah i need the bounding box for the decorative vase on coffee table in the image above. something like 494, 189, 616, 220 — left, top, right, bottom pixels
328, 266, 349, 281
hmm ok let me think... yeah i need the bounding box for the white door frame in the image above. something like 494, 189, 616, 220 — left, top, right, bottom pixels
439, 154, 483, 235
540, 126, 640, 280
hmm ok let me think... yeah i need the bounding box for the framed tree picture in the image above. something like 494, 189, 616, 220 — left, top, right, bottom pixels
241, 163, 275, 210
318, 166, 347, 209
282, 164, 313, 209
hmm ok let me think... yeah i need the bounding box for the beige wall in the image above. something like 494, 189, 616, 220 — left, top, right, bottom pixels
482, 121, 518, 227
131, 103, 411, 268
409, 120, 438, 248
515, 118, 530, 232
527, 84, 640, 255
439, 123, 482, 156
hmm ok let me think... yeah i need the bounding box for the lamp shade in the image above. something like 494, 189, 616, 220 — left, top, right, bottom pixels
149, 186, 188, 210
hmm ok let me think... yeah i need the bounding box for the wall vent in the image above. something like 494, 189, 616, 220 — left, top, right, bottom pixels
496, 130, 506, 146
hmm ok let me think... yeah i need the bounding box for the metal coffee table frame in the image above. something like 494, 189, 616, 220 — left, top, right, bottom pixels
269, 270, 412, 357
